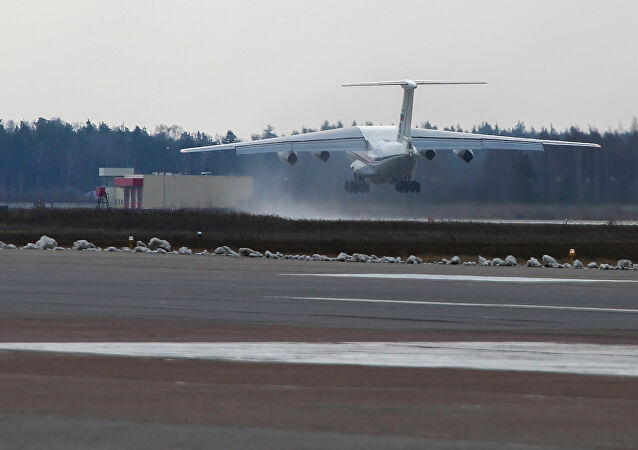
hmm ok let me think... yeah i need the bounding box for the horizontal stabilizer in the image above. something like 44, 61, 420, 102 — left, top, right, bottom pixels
342, 79, 486, 87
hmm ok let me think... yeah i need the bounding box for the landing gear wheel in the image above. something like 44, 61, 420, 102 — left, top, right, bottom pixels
346, 179, 370, 194
395, 180, 420, 193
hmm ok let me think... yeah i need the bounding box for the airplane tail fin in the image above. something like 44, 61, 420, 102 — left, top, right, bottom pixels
342, 79, 486, 144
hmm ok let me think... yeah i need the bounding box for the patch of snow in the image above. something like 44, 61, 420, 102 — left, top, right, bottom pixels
526, 257, 541, 268
441, 258, 449, 265
542, 255, 558, 268
587, 262, 598, 269
148, 238, 171, 252
491, 257, 505, 267
22, 243, 39, 250
239, 248, 263, 258
264, 250, 278, 259
0, 241, 6, 248
336, 252, 350, 262
504, 255, 517, 266
599, 263, 611, 270
72, 240, 96, 251
53, 247, 67, 251
214, 246, 239, 257
573, 259, 584, 269
351, 253, 369, 262
121, 247, 132, 252
136, 241, 147, 248
478, 256, 491, 266
2, 244, 17, 250
5, 341, 638, 377
195, 250, 210, 256
35, 235, 57, 250
462, 261, 477, 266
617, 259, 633, 270
449, 256, 461, 265
178, 247, 193, 255
406, 255, 422, 264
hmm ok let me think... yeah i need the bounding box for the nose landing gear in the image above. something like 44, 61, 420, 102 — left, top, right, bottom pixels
395, 179, 420, 193
345, 179, 370, 194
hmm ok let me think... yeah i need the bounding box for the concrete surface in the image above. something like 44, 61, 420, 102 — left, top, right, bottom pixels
1, 250, 638, 449
1, 251, 638, 330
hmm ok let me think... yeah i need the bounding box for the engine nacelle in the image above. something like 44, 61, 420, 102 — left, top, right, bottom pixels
453, 149, 474, 163
277, 150, 298, 165
418, 149, 436, 160
311, 151, 330, 162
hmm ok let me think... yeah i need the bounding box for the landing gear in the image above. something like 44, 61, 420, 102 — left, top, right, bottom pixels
345, 179, 370, 194
395, 179, 420, 194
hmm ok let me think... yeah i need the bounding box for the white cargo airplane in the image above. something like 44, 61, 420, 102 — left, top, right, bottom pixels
181, 80, 601, 194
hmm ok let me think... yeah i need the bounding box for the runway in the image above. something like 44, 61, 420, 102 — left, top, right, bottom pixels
1, 251, 638, 331
1, 250, 638, 448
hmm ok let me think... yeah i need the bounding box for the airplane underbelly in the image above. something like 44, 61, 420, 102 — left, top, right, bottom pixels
376, 155, 417, 182
348, 152, 417, 183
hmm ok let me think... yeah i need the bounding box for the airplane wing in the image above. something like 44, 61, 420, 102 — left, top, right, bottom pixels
180, 127, 367, 155
410, 128, 601, 152
181, 126, 601, 155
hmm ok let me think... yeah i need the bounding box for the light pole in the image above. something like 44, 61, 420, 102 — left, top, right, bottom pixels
163, 146, 169, 209
4, 148, 8, 208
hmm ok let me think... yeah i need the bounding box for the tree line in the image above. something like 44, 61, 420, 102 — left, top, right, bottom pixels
0, 116, 637, 205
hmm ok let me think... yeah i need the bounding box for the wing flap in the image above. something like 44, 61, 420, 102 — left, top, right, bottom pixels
413, 138, 483, 151
411, 128, 600, 152
292, 137, 365, 152
181, 127, 367, 154
482, 139, 544, 151
236, 142, 291, 155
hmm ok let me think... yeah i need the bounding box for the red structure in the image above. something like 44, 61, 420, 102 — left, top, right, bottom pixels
95, 186, 109, 209
115, 177, 144, 209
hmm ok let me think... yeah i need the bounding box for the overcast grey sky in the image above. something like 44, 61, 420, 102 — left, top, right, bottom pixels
1, 0, 636, 139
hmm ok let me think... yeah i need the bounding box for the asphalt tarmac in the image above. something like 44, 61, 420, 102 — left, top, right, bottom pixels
1, 250, 638, 449
1, 250, 638, 330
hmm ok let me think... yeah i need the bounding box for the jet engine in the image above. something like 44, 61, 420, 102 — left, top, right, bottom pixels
277, 150, 298, 165
311, 151, 330, 162
453, 149, 473, 163
418, 149, 436, 160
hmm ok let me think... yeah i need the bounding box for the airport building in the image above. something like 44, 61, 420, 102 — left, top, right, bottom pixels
97, 168, 253, 209
98, 167, 135, 203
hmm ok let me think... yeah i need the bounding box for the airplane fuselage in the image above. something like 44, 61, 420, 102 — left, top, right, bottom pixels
346, 126, 417, 184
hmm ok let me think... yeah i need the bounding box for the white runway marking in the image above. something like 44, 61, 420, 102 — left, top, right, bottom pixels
282, 273, 638, 284
2, 342, 638, 377
274, 296, 638, 314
